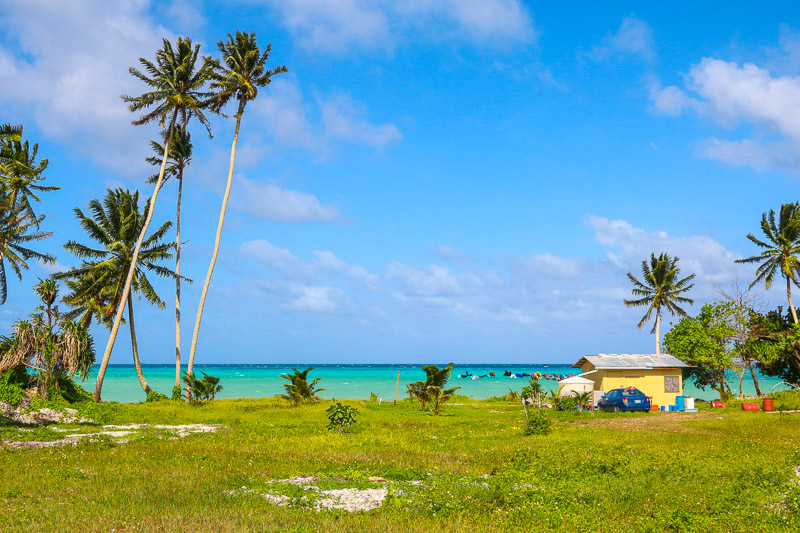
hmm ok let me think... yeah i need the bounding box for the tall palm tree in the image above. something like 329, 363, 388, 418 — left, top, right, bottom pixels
55, 189, 180, 396
736, 203, 800, 324
0, 127, 57, 304
146, 127, 193, 390
624, 253, 695, 356
187, 32, 286, 376
93, 37, 213, 402
0, 200, 54, 304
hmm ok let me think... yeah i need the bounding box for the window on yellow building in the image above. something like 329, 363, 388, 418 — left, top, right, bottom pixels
664, 376, 679, 393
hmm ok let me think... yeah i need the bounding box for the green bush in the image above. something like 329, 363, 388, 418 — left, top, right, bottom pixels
524, 412, 552, 436
558, 396, 578, 412
145, 390, 169, 403
0, 368, 29, 407
772, 390, 800, 411
57, 375, 92, 404
171, 385, 182, 401
326, 402, 359, 433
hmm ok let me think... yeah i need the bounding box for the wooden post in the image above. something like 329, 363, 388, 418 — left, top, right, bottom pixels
394, 371, 400, 405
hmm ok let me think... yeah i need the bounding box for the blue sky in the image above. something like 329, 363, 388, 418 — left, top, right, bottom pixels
1, 1, 799, 365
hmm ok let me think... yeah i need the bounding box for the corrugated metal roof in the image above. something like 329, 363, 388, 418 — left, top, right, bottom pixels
572, 354, 690, 369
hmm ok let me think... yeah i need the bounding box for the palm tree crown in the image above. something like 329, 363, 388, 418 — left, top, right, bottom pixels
625, 253, 695, 355
735, 203, 800, 324
56, 188, 177, 314
122, 37, 214, 132
209, 31, 287, 115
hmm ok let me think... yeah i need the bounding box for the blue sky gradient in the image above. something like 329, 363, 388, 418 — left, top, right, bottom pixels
1, 1, 799, 364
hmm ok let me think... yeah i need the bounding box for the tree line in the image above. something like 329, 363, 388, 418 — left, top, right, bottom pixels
0, 32, 286, 402
624, 203, 800, 399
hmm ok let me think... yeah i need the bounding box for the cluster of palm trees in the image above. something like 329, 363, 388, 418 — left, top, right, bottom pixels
1, 32, 287, 402
625, 203, 800, 353
83, 32, 286, 401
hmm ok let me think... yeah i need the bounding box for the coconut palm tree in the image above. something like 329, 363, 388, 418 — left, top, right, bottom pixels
625, 253, 696, 356
736, 203, 800, 324
277, 367, 325, 407
0, 127, 57, 304
187, 31, 286, 377
94, 37, 213, 402
146, 127, 193, 390
55, 189, 181, 397
0, 200, 54, 304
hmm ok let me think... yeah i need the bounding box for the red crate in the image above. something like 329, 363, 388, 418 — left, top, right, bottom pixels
741, 403, 760, 411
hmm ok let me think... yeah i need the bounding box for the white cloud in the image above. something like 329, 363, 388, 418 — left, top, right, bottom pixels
386, 262, 464, 297
313, 250, 380, 286
286, 285, 339, 312
650, 54, 800, 174
591, 14, 655, 62
260, 0, 535, 55
434, 244, 473, 263
233, 176, 341, 223
250, 78, 401, 157
240, 240, 316, 282
0, 0, 171, 174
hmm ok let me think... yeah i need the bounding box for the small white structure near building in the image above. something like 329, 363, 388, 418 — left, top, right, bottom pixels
557, 375, 594, 397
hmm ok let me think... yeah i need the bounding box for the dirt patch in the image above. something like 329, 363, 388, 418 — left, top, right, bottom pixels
567, 411, 720, 434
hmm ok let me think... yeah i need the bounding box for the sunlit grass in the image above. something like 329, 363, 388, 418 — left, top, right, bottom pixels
2, 396, 799, 532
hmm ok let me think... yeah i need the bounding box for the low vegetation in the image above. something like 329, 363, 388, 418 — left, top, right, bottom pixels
2, 393, 800, 531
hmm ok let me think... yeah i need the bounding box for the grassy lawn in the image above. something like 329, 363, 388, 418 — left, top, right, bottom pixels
2, 397, 799, 532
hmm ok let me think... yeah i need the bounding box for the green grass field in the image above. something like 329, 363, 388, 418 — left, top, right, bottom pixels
2, 396, 800, 532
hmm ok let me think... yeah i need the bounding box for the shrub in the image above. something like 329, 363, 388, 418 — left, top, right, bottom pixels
146, 390, 169, 403
369, 391, 380, 403
171, 385, 182, 401
524, 412, 552, 436
325, 402, 359, 433
0, 367, 29, 407
57, 375, 92, 404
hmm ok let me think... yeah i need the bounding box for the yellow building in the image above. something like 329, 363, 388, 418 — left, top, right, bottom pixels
572, 354, 690, 407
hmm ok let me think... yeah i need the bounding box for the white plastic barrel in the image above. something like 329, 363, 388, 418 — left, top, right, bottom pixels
685, 397, 695, 409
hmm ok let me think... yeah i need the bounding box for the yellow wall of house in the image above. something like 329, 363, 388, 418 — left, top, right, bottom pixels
579, 363, 684, 407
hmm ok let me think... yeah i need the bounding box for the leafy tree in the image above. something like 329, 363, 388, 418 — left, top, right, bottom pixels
406, 363, 460, 415
277, 367, 324, 407
753, 307, 800, 387
736, 203, 800, 324
95, 37, 213, 402
624, 253, 696, 355
663, 303, 738, 402
0, 124, 57, 304
55, 189, 181, 397
0, 279, 94, 400
188, 32, 287, 376
147, 127, 193, 390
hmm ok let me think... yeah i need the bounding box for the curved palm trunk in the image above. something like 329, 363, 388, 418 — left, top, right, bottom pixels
788, 276, 798, 325
174, 172, 183, 389
655, 308, 661, 356
127, 290, 150, 394
93, 110, 178, 402
187, 100, 245, 377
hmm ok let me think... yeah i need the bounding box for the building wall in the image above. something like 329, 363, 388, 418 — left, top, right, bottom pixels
579, 363, 684, 407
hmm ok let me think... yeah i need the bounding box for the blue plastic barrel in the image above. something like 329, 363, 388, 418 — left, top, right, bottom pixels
676, 396, 686, 410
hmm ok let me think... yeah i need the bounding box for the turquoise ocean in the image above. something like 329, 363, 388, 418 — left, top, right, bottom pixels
92, 364, 790, 403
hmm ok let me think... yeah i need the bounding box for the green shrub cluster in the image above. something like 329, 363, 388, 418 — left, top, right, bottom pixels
145, 390, 169, 403
524, 412, 552, 436
171, 385, 182, 401
772, 390, 800, 411
0, 368, 29, 407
